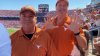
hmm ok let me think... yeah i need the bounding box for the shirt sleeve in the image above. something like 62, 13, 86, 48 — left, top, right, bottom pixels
0, 23, 11, 56
44, 32, 58, 56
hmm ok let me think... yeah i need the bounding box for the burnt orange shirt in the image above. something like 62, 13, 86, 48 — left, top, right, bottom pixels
45, 16, 85, 56
53, 16, 71, 26
46, 26, 76, 56
53, 16, 84, 35
11, 27, 57, 56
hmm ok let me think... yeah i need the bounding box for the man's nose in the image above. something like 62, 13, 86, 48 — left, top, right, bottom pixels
24, 16, 30, 20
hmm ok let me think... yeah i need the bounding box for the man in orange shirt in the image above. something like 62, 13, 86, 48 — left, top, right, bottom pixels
11, 6, 57, 56
44, 0, 87, 56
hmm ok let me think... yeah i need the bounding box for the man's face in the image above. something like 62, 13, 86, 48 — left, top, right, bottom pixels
20, 11, 36, 27
56, 1, 68, 15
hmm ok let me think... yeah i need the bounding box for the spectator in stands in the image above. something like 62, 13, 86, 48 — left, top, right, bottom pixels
89, 12, 100, 54
94, 37, 100, 55
95, 14, 100, 27
82, 20, 91, 30
90, 14, 100, 38
76, 9, 87, 23
44, 0, 87, 56
0, 23, 11, 56
10, 5, 57, 56
89, 9, 96, 24
82, 20, 91, 51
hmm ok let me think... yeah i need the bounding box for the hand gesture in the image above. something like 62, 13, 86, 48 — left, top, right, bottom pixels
65, 13, 81, 33
44, 17, 58, 30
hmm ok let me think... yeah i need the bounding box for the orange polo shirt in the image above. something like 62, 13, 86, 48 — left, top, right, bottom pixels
53, 16, 71, 26
44, 16, 85, 56
46, 26, 76, 56
11, 27, 57, 56
53, 16, 84, 35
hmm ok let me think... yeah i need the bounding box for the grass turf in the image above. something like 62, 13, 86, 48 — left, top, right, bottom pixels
7, 28, 17, 35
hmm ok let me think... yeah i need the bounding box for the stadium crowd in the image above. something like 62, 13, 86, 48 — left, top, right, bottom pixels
0, 20, 20, 28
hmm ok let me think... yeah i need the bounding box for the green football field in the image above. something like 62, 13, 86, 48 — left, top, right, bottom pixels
7, 28, 17, 35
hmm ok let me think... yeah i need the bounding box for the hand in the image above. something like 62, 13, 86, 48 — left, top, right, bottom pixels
65, 14, 81, 33
44, 17, 58, 30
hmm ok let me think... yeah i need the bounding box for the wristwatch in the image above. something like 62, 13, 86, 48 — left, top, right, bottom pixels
74, 32, 80, 36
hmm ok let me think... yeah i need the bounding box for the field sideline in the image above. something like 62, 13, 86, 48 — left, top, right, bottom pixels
7, 28, 18, 35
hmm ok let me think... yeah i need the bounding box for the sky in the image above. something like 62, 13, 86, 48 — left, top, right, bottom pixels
0, 0, 91, 11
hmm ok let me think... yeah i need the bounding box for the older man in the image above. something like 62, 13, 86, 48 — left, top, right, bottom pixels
94, 37, 100, 55
11, 6, 57, 56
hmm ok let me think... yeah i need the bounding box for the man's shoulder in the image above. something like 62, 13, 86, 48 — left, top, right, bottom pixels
10, 30, 20, 40
38, 29, 49, 36
65, 16, 71, 25
37, 28, 51, 39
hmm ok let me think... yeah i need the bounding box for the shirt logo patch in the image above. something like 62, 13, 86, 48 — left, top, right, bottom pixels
36, 45, 41, 49
64, 27, 68, 31
64, 23, 68, 31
